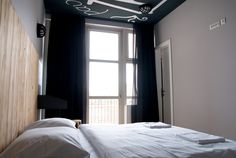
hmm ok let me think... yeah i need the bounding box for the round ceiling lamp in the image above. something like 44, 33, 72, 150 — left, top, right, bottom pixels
139, 4, 152, 14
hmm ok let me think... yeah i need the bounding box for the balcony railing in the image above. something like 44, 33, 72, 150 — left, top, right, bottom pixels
89, 99, 119, 124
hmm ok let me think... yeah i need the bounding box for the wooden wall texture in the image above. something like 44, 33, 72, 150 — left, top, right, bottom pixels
0, 0, 39, 152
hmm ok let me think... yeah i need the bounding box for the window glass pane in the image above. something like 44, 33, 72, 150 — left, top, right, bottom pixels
89, 62, 118, 96
126, 98, 132, 106
126, 98, 137, 106
90, 31, 118, 61
126, 63, 134, 96
128, 33, 134, 58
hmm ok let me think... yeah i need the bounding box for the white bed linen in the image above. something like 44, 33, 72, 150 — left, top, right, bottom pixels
144, 122, 171, 128
77, 129, 99, 158
0, 127, 90, 158
79, 123, 236, 158
176, 132, 225, 144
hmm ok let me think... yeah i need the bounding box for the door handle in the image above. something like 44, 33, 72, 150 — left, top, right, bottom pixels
161, 89, 165, 97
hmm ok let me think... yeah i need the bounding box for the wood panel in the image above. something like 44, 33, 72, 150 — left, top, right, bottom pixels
0, 0, 39, 152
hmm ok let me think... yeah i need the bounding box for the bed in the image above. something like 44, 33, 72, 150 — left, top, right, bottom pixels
1, 118, 236, 158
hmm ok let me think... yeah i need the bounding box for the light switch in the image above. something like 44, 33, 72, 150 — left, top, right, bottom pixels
220, 18, 226, 25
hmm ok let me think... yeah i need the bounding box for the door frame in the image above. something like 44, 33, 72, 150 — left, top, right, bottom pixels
155, 39, 174, 125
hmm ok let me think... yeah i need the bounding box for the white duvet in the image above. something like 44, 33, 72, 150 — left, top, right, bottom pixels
79, 123, 236, 158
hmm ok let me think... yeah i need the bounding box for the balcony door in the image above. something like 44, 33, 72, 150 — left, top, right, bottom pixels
87, 25, 134, 124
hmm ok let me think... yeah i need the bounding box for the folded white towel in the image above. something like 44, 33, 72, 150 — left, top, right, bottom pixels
177, 132, 225, 144
144, 122, 171, 129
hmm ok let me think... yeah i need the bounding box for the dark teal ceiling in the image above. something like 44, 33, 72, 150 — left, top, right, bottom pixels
44, 0, 185, 24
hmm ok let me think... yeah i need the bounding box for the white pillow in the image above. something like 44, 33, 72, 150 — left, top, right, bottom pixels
0, 127, 90, 158
25, 118, 76, 130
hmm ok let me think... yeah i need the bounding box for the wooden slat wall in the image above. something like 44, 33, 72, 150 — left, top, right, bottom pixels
0, 0, 39, 152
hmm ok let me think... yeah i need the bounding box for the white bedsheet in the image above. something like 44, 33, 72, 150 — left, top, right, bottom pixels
79, 123, 236, 158
77, 128, 99, 158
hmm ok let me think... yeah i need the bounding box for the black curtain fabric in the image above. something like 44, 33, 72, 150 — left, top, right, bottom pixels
45, 14, 86, 122
132, 24, 159, 122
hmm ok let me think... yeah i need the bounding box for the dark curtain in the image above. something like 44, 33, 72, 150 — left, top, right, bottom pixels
45, 14, 86, 122
132, 24, 159, 122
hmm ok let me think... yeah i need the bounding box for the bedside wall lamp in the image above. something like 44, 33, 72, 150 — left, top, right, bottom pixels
37, 23, 46, 38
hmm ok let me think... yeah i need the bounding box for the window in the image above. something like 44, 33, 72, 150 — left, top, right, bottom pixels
87, 24, 135, 124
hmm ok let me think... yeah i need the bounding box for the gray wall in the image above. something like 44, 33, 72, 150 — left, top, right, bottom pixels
155, 0, 236, 140
11, 0, 45, 56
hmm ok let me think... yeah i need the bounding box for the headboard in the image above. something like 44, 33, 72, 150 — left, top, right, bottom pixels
0, 0, 39, 152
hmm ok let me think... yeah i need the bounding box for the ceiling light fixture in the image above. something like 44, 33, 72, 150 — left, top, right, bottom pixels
139, 4, 152, 14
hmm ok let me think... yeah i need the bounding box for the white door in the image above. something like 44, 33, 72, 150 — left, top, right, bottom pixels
155, 39, 174, 124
